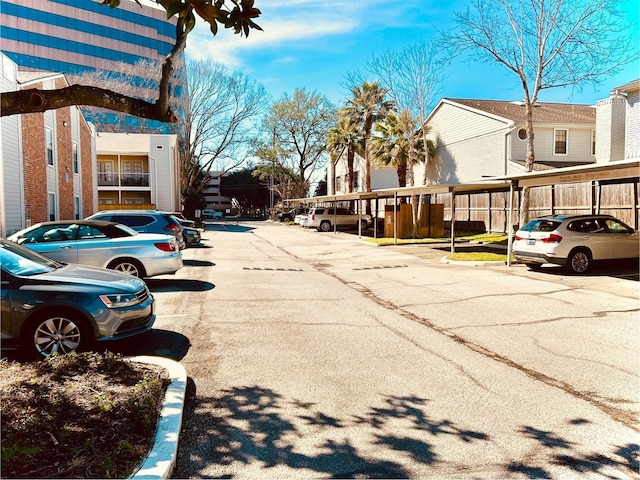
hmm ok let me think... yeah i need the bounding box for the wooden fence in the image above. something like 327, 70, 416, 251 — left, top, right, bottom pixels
431, 179, 639, 232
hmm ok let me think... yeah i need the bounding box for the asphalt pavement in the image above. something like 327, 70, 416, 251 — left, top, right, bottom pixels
111, 220, 639, 479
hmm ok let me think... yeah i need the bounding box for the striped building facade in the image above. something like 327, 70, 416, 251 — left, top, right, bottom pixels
1, 0, 182, 132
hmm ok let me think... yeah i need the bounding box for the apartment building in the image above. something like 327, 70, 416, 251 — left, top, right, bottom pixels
1, 54, 96, 236
95, 132, 181, 212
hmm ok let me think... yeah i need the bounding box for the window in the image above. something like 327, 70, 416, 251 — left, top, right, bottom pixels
353, 171, 359, 190
72, 143, 79, 173
48, 193, 56, 221
591, 130, 596, 156
517, 128, 527, 140
46, 128, 54, 165
74, 196, 80, 220
554, 129, 568, 155
98, 161, 114, 185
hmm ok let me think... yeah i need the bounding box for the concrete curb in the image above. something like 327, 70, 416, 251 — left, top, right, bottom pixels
440, 256, 507, 267
128, 356, 187, 480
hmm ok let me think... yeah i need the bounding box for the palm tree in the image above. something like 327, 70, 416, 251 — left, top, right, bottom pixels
345, 81, 393, 199
371, 110, 408, 187
327, 108, 363, 193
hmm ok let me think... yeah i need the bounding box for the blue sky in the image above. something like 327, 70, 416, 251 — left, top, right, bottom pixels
186, 0, 640, 108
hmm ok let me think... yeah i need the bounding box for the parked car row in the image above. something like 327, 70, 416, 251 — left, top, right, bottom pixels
1, 238, 156, 359
2, 210, 204, 359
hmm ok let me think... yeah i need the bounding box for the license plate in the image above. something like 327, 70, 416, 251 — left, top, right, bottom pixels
527, 239, 535, 246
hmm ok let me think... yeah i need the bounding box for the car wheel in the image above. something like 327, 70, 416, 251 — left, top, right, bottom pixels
525, 262, 543, 271
110, 259, 144, 277
23, 312, 90, 358
359, 219, 368, 231
319, 221, 332, 232
565, 248, 592, 274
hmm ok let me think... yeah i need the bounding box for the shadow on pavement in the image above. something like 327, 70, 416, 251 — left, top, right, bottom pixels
102, 329, 190, 361
146, 278, 215, 292
173, 385, 637, 478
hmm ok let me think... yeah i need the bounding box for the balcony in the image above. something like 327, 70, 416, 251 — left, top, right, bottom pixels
98, 173, 150, 187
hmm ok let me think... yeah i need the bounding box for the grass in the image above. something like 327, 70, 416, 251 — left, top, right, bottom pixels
0, 351, 168, 479
364, 232, 514, 262
363, 232, 509, 246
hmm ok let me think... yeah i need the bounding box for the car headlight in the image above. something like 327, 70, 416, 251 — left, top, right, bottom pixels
100, 293, 140, 308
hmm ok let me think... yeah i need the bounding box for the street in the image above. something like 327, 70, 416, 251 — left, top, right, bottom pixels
113, 220, 639, 479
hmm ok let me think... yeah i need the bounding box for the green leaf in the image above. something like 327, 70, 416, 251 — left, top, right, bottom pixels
158, 0, 186, 17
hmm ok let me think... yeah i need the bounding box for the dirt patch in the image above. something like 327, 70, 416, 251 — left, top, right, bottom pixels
1, 352, 168, 479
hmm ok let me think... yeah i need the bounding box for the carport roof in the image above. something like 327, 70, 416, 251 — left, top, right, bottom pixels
288, 181, 511, 204
494, 158, 639, 188
287, 159, 638, 204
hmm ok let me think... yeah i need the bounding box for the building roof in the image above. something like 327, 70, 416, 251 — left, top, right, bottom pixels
17, 71, 65, 86
446, 99, 596, 125
613, 78, 640, 93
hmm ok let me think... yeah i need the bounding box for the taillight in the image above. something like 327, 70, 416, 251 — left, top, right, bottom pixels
541, 234, 562, 243
514, 235, 523, 241
155, 241, 176, 252
164, 224, 181, 233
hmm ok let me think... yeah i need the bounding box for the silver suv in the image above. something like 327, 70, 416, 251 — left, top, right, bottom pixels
305, 207, 372, 232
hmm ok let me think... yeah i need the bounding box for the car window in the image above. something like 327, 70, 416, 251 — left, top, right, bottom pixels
521, 219, 561, 232
77, 225, 108, 240
605, 218, 632, 234
112, 215, 153, 227
42, 227, 74, 242
568, 219, 604, 233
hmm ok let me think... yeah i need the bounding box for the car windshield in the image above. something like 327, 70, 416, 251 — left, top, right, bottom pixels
1, 239, 61, 276
521, 219, 561, 232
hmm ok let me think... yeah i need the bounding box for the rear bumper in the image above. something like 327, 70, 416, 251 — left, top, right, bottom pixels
513, 250, 566, 266
143, 254, 183, 277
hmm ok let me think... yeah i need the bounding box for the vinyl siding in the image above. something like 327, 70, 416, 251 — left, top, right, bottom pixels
424, 102, 512, 183
0, 59, 25, 236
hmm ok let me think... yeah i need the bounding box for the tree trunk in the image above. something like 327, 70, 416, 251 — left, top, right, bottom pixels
519, 101, 536, 227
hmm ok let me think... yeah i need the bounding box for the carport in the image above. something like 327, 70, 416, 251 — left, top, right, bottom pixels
286, 159, 638, 266
499, 158, 640, 266
286, 181, 512, 251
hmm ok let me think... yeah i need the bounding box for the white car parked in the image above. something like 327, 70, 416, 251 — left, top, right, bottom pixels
304, 207, 372, 232
513, 214, 639, 274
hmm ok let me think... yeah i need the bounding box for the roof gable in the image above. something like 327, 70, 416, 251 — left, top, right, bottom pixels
445, 98, 595, 125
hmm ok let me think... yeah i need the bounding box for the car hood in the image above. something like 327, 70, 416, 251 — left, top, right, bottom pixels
36, 263, 146, 291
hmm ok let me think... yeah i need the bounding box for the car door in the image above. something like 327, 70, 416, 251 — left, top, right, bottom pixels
74, 224, 118, 268
1, 269, 13, 344
25, 223, 79, 265
569, 218, 613, 261
604, 218, 640, 259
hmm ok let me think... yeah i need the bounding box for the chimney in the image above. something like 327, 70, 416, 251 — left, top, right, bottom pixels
595, 90, 626, 163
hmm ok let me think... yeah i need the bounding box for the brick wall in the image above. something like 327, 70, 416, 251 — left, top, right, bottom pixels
20, 76, 96, 224
21, 110, 48, 224
80, 119, 94, 218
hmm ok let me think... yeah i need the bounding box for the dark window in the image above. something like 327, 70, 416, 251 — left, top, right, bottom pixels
111, 215, 153, 227
554, 129, 568, 155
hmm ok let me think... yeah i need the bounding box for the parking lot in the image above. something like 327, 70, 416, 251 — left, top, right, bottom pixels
100, 220, 639, 478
